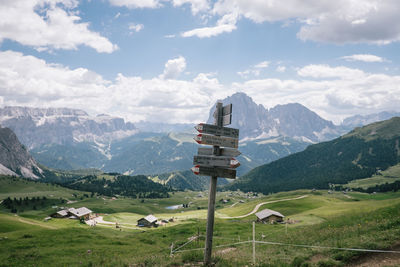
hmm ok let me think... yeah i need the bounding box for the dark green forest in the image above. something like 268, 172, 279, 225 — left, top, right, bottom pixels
61, 175, 171, 198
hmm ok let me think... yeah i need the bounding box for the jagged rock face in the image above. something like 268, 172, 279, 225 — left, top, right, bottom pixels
207, 92, 277, 140
0, 106, 137, 149
207, 92, 340, 142
269, 103, 338, 142
0, 127, 42, 179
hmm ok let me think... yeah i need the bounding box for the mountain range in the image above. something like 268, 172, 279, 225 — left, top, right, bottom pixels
1, 92, 400, 181
226, 117, 400, 194
207, 92, 340, 142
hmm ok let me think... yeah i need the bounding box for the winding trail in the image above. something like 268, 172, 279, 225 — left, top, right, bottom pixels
219, 195, 309, 219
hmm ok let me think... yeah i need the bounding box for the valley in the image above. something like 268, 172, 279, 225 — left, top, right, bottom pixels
1, 96, 400, 266
1, 174, 400, 266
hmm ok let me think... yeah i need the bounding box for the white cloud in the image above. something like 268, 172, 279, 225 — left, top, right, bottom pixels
211, 0, 400, 44
1, 51, 399, 125
181, 12, 237, 38
129, 23, 144, 34
297, 64, 365, 80
254, 61, 269, 69
0, 0, 117, 53
233, 65, 400, 123
172, 0, 210, 15
341, 54, 386, 63
109, 0, 161, 9
296, 0, 400, 44
160, 56, 187, 79
0, 51, 226, 123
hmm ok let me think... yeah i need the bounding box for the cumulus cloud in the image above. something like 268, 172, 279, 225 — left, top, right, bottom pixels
209, 0, 400, 44
232, 65, 400, 123
181, 12, 238, 38
160, 56, 187, 79
341, 54, 387, 63
297, 65, 365, 79
0, 0, 117, 53
1, 51, 399, 125
109, 0, 161, 9
0, 51, 224, 123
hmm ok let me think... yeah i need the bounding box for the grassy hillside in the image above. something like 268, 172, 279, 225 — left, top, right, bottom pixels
0, 175, 86, 200
342, 163, 400, 190
226, 117, 400, 194
2, 188, 400, 266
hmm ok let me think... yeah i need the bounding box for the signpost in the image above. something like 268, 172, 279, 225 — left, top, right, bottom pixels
197, 147, 241, 157
195, 123, 239, 138
194, 134, 238, 148
191, 102, 240, 265
191, 165, 237, 179
193, 155, 240, 168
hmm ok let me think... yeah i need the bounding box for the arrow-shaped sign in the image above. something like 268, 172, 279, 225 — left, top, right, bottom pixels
191, 165, 236, 179
195, 123, 239, 138
193, 155, 240, 168
197, 147, 241, 157
194, 134, 238, 148
213, 103, 232, 117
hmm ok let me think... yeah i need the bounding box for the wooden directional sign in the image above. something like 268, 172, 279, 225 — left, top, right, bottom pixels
195, 123, 239, 138
213, 103, 232, 117
222, 114, 232, 126
193, 155, 240, 168
191, 165, 236, 179
197, 147, 241, 157
194, 134, 238, 148
213, 104, 232, 126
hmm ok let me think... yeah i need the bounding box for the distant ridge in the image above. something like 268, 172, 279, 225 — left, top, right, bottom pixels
0, 106, 137, 149
226, 117, 400, 194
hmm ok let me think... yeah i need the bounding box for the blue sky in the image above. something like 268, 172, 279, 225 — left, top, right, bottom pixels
1, 0, 400, 124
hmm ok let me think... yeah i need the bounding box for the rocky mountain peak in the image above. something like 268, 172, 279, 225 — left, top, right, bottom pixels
0, 127, 42, 179
206, 92, 339, 142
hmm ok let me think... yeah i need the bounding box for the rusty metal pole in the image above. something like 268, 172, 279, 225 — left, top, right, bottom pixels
204, 102, 223, 265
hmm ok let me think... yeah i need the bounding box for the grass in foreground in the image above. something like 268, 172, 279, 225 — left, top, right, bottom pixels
2, 190, 400, 266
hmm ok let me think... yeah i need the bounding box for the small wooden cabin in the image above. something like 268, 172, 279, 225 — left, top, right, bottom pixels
68, 207, 93, 220
137, 214, 158, 227
255, 209, 284, 223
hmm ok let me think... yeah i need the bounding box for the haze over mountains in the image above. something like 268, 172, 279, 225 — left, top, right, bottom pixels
0, 92, 399, 178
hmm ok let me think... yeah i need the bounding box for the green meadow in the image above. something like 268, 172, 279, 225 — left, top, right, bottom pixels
342, 163, 400, 190
1, 176, 400, 266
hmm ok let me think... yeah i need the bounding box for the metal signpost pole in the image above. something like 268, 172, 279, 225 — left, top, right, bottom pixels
204, 102, 222, 265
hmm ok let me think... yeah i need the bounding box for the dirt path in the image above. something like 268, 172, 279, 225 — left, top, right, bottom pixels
219, 195, 308, 219
18, 218, 56, 229
230, 202, 239, 208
